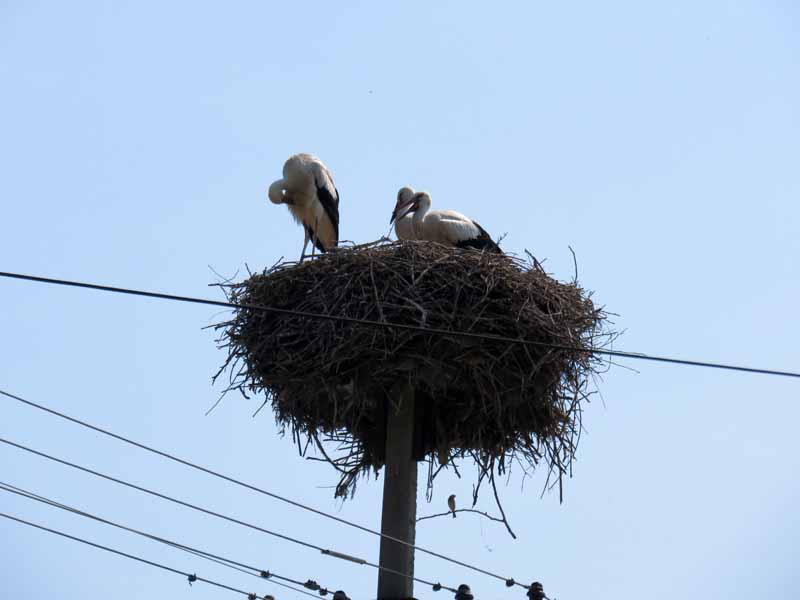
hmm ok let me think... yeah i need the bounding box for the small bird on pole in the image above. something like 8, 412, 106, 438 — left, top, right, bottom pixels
448, 494, 457, 518
268, 153, 340, 261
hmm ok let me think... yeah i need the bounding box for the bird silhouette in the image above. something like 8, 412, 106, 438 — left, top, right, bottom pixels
447, 494, 456, 518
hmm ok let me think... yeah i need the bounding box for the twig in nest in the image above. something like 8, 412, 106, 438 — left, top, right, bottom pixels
490, 469, 517, 539
207, 265, 241, 286
568, 245, 578, 284
524, 248, 544, 271
204, 393, 226, 416
251, 397, 269, 417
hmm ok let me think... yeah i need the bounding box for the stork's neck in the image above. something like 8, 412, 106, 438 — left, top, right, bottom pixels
268, 179, 287, 204
412, 195, 431, 236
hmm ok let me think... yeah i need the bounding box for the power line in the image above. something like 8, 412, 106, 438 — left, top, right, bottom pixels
0, 510, 270, 599
0, 388, 527, 589
1, 270, 797, 379
0, 480, 324, 599
0, 436, 319, 550
0, 435, 457, 593
0, 482, 323, 597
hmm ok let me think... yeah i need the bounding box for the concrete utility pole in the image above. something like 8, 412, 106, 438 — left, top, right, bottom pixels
376, 384, 417, 600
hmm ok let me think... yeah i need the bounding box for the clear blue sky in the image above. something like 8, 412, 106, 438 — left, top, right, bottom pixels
1, 2, 799, 599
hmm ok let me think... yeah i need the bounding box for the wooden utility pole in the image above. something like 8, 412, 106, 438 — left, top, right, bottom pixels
376, 384, 417, 600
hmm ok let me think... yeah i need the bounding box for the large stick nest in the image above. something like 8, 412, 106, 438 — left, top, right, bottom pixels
213, 240, 612, 501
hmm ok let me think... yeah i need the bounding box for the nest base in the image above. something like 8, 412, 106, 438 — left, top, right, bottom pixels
214, 240, 611, 500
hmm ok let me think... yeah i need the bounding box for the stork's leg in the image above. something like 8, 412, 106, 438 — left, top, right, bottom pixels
300, 230, 310, 263
311, 217, 320, 258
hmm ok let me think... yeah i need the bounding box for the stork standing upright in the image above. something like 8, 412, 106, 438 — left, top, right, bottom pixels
390, 186, 418, 241
268, 153, 340, 260
390, 191, 502, 253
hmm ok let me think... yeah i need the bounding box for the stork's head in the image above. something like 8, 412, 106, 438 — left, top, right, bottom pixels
413, 191, 432, 207
393, 191, 432, 222
268, 179, 287, 205
390, 186, 415, 224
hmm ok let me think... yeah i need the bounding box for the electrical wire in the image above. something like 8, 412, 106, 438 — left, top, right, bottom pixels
0, 388, 526, 589
0, 270, 797, 378
0, 436, 458, 593
0, 510, 270, 599
0, 480, 324, 599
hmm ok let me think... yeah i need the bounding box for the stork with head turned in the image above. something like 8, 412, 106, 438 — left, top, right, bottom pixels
268, 153, 340, 261
390, 190, 502, 253
390, 186, 418, 241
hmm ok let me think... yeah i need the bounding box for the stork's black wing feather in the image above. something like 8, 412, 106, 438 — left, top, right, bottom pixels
313, 162, 340, 248
455, 221, 502, 253
316, 183, 340, 241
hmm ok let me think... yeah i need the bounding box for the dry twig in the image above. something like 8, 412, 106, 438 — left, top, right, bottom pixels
417, 508, 514, 537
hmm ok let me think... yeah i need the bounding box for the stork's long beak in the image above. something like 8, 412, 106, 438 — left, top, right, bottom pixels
390, 200, 416, 224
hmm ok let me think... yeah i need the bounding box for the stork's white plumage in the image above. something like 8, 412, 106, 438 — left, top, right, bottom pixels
268, 153, 340, 259
391, 191, 501, 253
391, 186, 417, 241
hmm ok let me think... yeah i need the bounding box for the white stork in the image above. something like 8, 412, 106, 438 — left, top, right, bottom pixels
390, 186, 418, 241
268, 153, 340, 260
390, 191, 502, 253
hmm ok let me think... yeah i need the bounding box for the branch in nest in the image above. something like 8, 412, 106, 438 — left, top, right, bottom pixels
567, 245, 578, 284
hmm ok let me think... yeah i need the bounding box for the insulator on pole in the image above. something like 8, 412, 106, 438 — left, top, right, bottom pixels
455, 584, 474, 600
526, 582, 545, 600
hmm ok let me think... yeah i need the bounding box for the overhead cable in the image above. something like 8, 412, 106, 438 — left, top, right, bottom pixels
0, 388, 526, 588
1, 270, 797, 378
0, 511, 270, 599
0, 436, 457, 593
0, 480, 324, 599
